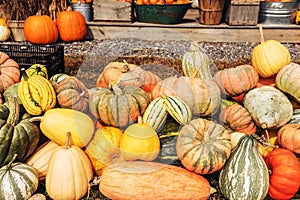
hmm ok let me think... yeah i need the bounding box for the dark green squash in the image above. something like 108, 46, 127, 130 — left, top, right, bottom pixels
0, 96, 40, 166
154, 118, 182, 166
219, 135, 269, 200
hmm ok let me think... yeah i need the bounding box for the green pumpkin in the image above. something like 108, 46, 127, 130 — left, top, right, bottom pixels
0, 96, 40, 166
182, 41, 212, 80
219, 135, 269, 200
25, 64, 48, 79
0, 154, 39, 200
154, 118, 182, 166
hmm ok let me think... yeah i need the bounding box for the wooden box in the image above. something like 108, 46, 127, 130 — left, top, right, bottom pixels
93, 0, 133, 22
225, 0, 260, 25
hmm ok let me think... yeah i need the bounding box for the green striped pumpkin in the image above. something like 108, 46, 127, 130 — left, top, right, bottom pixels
289, 109, 300, 124
164, 95, 192, 125
89, 84, 150, 130
142, 97, 168, 132
182, 41, 212, 80
155, 118, 182, 166
176, 118, 232, 174
219, 135, 269, 200
0, 154, 39, 200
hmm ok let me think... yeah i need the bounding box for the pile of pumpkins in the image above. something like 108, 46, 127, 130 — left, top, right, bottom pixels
0, 30, 300, 200
0, 6, 87, 43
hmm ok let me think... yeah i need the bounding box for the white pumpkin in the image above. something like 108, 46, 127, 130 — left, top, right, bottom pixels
0, 18, 11, 42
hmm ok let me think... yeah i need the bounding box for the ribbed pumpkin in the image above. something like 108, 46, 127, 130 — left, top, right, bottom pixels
120, 118, 160, 161
96, 61, 161, 93
251, 25, 291, 78
182, 40, 212, 80
52, 76, 89, 112
213, 64, 259, 97
30, 108, 95, 148
26, 141, 59, 180
276, 62, 300, 103
99, 161, 212, 200
0, 18, 10, 42
265, 148, 300, 200
277, 124, 300, 154
23, 15, 58, 45
85, 126, 125, 176
243, 86, 293, 130
152, 76, 220, 117
56, 7, 87, 42
46, 132, 93, 200
176, 118, 232, 174
0, 154, 39, 200
0, 52, 20, 94
219, 103, 256, 134
89, 85, 150, 130
219, 135, 269, 200
0, 96, 40, 166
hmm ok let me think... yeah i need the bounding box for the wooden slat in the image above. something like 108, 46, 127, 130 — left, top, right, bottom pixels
93, 0, 132, 21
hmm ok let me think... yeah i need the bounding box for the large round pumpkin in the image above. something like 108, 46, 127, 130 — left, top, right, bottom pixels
89, 85, 150, 130
265, 148, 300, 199
24, 15, 58, 45
213, 64, 259, 97
176, 118, 232, 174
152, 76, 220, 117
0, 154, 39, 200
46, 132, 93, 200
56, 7, 87, 42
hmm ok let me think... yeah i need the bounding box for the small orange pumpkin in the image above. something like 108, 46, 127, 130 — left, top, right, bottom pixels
24, 15, 58, 45
56, 7, 87, 42
277, 124, 300, 154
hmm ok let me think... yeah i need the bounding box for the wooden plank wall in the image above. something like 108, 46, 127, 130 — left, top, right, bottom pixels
93, 0, 132, 21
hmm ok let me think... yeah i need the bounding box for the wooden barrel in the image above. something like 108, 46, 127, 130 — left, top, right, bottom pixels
198, 0, 225, 25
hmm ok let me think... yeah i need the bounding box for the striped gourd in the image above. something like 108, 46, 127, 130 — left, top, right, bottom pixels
164, 95, 192, 125
182, 41, 212, 80
219, 135, 269, 200
0, 155, 39, 200
155, 119, 182, 166
142, 97, 168, 132
288, 109, 300, 124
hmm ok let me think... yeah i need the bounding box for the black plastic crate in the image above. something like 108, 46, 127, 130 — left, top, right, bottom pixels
0, 43, 64, 78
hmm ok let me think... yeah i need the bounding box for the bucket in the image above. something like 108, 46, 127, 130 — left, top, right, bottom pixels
198, 0, 225, 25
72, 3, 93, 22
259, 1, 299, 24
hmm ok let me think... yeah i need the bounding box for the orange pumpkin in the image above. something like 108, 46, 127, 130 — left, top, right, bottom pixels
213, 64, 259, 97
24, 15, 58, 45
0, 52, 20, 94
56, 7, 87, 42
277, 124, 300, 154
152, 76, 220, 117
219, 103, 256, 135
96, 61, 161, 93
265, 148, 300, 199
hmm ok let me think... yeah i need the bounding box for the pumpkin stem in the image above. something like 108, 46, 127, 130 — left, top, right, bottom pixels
6, 96, 20, 126
259, 24, 265, 43
112, 84, 123, 95
7, 154, 18, 169
252, 133, 278, 149
189, 40, 200, 52
64, 132, 72, 149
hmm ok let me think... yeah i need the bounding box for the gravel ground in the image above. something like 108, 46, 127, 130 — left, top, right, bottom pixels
60, 38, 300, 88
